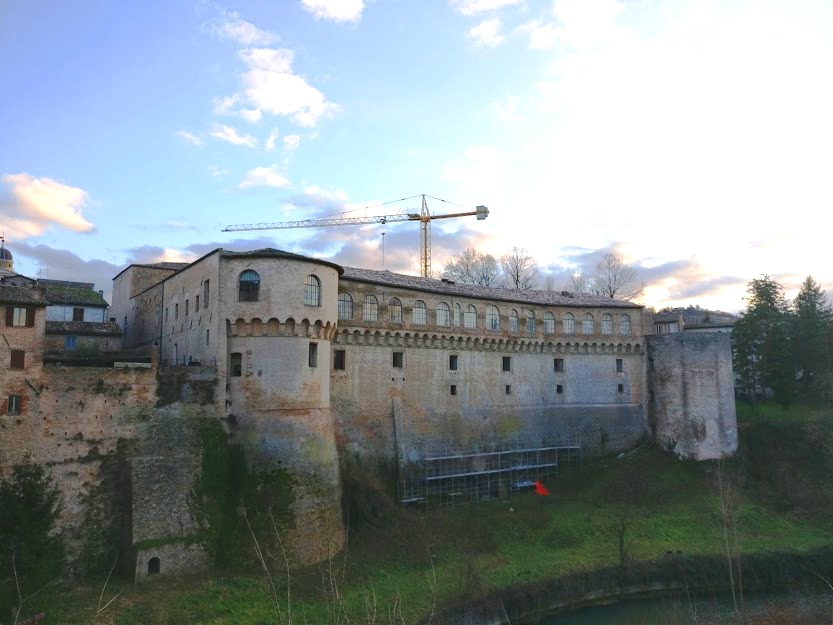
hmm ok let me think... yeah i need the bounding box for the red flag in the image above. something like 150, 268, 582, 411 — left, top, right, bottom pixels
534, 480, 550, 496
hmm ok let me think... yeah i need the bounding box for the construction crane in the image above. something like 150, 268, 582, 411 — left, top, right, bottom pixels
222, 194, 489, 278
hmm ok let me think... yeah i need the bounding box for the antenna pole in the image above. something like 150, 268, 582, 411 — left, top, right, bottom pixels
381, 231, 386, 268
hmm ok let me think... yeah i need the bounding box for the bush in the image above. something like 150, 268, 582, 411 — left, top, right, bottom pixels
0, 459, 65, 615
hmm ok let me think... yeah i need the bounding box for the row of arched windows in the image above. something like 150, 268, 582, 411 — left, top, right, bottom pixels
238, 271, 323, 307
337, 293, 632, 336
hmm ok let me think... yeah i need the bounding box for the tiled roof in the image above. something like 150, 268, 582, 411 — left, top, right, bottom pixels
0, 285, 49, 305
221, 248, 344, 274
44, 286, 108, 307
341, 267, 641, 309
143, 262, 191, 271
45, 321, 122, 336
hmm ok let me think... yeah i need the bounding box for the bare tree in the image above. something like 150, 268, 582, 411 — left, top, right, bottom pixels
564, 270, 591, 294
541, 274, 557, 291
501, 247, 538, 290
441, 248, 500, 286
591, 254, 645, 300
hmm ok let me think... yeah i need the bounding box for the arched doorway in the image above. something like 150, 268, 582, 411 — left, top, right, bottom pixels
148, 557, 160, 575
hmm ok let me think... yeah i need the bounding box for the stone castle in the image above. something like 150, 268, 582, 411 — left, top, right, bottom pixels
0, 245, 737, 579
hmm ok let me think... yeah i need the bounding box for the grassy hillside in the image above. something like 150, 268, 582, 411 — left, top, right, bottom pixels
23, 402, 833, 625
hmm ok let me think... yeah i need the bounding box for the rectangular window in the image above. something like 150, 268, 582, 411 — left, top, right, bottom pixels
616, 358, 623, 373
308, 342, 318, 368
502, 356, 511, 372
230, 353, 242, 377
204, 280, 209, 308
196, 294, 199, 310
165, 307, 169, 322
7, 395, 21, 415
449, 355, 458, 371
334, 349, 346, 370
72, 307, 84, 322
65, 335, 77, 350
618, 383, 624, 393
556, 384, 564, 394
175, 304, 179, 320
392, 352, 404, 368
185, 299, 189, 316
505, 385, 512, 395
450, 384, 457, 396
10, 349, 24, 369
206, 329, 210, 345
554, 358, 564, 372
6, 306, 30, 327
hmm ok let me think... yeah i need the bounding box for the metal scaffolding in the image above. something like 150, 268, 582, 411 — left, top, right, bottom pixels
398, 432, 582, 507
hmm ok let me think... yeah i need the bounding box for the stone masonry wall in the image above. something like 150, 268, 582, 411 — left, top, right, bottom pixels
647, 332, 737, 460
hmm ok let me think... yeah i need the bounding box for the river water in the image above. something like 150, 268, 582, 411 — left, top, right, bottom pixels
539, 592, 830, 624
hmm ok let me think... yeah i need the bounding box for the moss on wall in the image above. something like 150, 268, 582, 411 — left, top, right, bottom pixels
189, 421, 294, 569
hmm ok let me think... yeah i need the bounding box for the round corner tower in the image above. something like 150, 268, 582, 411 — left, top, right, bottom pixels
219, 249, 345, 563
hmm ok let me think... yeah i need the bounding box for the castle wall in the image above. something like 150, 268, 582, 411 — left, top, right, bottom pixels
111, 265, 178, 347
159, 252, 220, 367
221, 255, 344, 563
647, 333, 737, 459
331, 280, 647, 463
44, 333, 122, 356
0, 365, 156, 563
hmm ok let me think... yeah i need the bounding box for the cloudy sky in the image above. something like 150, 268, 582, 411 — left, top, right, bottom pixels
2, 0, 832, 311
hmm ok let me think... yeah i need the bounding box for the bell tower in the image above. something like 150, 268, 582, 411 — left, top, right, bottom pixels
0, 235, 14, 274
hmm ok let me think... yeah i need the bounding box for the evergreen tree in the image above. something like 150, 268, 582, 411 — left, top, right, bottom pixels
792, 276, 833, 400
732, 276, 795, 406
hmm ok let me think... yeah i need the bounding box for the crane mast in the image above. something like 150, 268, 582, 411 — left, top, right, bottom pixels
222, 195, 489, 278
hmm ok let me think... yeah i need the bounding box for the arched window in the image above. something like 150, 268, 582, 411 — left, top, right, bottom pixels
413, 300, 427, 325
437, 302, 451, 327
509, 309, 519, 332
389, 297, 403, 323
486, 305, 500, 331
526, 311, 535, 334
304, 275, 321, 306
583, 313, 594, 335
601, 313, 613, 335
148, 557, 160, 575
338, 293, 353, 320
453, 303, 461, 326
563, 313, 575, 335
364, 295, 378, 321
543, 312, 555, 334
464, 305, 477, 329
239, 270, 260, 302
620, 314, 632, 336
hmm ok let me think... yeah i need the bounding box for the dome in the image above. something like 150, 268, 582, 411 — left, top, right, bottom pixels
0, 247, 11, 261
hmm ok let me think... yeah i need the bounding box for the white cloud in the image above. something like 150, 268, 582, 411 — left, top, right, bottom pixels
239, 166, 290, 189
552, 0, 624, 51
213, 94, 241, 115
210, 11, 278, 45
491, 95, 522, 120
174, 130, 203, 146
208, 165, 229, 177
451, 0, 522, 16
209, 123, 258, 147
283, 134, 301, 151
265, 128, 280, 151
233, 47, 338, 127
239, 108, 263, 122
466, 19, 505, 47
518, 20, 558, 49
1, 173, 94, 240
301, 0, 366, 23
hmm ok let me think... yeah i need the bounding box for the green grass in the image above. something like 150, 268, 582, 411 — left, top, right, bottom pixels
23, 402, 833, 625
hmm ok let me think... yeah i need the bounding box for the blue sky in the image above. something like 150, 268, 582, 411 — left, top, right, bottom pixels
2, 0, 832, 311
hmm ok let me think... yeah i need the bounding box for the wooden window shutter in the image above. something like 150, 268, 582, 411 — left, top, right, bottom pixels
10, 350, 24, 369
26, 307, 35, 327
4, 307, 12, 327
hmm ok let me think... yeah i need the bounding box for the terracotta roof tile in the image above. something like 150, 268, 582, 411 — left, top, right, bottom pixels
45, 321, 122, 336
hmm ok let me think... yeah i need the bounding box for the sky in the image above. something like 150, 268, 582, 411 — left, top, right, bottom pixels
2, 0, 832, 312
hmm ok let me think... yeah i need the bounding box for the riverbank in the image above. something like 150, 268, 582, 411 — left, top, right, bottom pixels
20, 402, 833, 625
